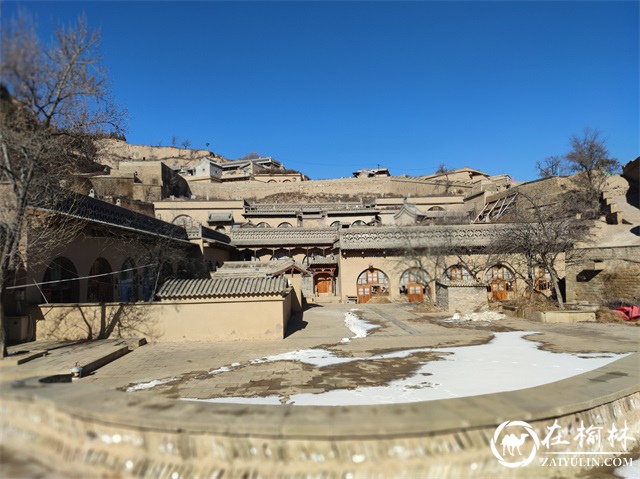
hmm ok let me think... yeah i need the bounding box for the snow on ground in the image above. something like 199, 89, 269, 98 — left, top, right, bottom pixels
445, 311, 506, 322
126, 377, 181, 392
181, 332, 628, 406
341, 309, 380, 342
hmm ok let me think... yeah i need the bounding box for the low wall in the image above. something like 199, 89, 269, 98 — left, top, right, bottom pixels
436, 282, 488, 313
526, 310, 596, 323
34, 294, 291, 342
0, 354, 637, 477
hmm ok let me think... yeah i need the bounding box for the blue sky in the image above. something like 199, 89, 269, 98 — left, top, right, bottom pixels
5, 1, 639, 181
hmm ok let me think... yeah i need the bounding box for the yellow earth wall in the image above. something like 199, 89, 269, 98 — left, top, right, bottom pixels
34, 294, 291, 342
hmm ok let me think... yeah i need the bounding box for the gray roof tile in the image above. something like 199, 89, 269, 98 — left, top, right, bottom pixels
157, 276, 290, 299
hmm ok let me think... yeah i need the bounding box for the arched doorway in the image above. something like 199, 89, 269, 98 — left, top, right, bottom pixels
484, 264, 515, 301
356, 267, 389, 304
119, 259, 138, 302
42, 257, 79, 303
399, 268, 431, 303
87, 258, 113, 302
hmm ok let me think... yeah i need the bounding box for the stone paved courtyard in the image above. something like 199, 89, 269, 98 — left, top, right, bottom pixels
81, 304, 640, 404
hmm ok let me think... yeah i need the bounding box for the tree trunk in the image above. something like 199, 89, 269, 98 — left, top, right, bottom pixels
0, 294, 7, 358
550, 271, 565, 310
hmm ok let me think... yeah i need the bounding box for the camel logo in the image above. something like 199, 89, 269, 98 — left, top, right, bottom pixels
490, 420, 540, 468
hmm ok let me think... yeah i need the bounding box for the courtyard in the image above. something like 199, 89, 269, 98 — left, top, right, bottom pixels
1, 304, 638, 478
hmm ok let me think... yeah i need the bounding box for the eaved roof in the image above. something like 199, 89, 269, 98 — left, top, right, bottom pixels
207, 212, 234, 223
157, 276, 290, 299
215, 259, 309, 276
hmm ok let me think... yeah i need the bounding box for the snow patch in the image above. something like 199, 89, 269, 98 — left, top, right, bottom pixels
447, 311, 506, 322
126, 377, 180, 392
343, 310, 380, 340
182, 332, 628, 406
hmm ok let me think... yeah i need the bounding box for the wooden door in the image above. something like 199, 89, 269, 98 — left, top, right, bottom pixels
316, 274, 332, 294
357, 285, 371, 304
490, 281, 507, 301
407, 283, 423, 303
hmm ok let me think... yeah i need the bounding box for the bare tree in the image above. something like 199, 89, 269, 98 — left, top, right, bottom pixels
493, 189, 589, 309
565, 128, 620, 190
181, 138, 191, 149
0, 11, 126, 356
535, 155, 565, 178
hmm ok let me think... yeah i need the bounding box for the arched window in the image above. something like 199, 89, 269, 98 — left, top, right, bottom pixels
443, 265, 472, 281
256, 222, 271, 228
87, 258, 113, 302
484, 264, 516, 301
428, 206, 445, 211
277, 222, 293, 228
215, 225, 226, 233
330, 221, 341, 228
119, 259, 138, 302
356, 267, 389, 303
172, 215, 194, 229
42, 257, 79, 303
484, 264, 515, 284
352, 220, 367, 227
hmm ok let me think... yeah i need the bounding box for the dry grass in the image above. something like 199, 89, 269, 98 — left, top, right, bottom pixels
410, 302, 444, 313
367, 296, 392, 304
596, 307, 639, 326
510, 296, 560, 313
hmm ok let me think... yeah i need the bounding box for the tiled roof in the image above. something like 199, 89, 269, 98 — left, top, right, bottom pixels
215, 259, 309, 276
207, 212, 234, 223
157, 276, 290, 299
43, 193, 189, 242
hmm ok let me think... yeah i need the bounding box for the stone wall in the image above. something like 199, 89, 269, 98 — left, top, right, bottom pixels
566, 246, 640, 305
0, 357, 637, 478
436, 282, 488, 313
